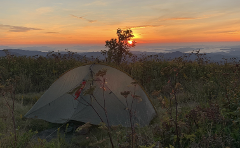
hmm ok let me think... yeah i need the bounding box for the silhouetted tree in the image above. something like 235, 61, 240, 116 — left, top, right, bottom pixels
102, 28, 136, 64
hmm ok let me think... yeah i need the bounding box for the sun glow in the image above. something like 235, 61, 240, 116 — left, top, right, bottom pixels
128, 40, 133, 44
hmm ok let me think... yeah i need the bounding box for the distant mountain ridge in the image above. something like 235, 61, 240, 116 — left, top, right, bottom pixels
0, 49, 48, 57
0, 49, 239, 63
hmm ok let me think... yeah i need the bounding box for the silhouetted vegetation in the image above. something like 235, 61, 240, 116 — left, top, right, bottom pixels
102, 28, 136, 65
1, 48, 240, 147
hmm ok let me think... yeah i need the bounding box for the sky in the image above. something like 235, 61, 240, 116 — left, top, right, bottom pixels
0, 0, 240, 52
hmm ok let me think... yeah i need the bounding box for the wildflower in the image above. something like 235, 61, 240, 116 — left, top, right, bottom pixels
183, 73, 188, 79
96, 69, 107, 77
83, 86, 96, 96
157, 96, 163, 101
100, 86, 106, 91
120, 91, 130, 98
162, 99, 165, 105
132, 94, 142, 102
131, 81, 138, 85
152, 90, 161, 97
76, 122, 92, 133
98, 122, 108, 130
175, 83, 181, 89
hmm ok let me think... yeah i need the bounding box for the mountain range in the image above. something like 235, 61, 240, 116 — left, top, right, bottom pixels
0, 49, 239, 63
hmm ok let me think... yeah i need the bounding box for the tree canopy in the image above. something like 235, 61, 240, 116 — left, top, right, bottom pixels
102, 28, 136, 64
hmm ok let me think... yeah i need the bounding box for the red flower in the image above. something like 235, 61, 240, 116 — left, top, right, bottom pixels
75, 81, 86, 100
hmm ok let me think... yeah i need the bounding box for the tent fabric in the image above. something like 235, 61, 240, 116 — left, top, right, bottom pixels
25, 64, 156, 127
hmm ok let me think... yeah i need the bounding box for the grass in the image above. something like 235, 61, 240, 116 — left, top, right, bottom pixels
1, 51, 240, 147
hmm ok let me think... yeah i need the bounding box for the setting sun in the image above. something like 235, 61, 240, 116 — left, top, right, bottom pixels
128, 40, 133, 44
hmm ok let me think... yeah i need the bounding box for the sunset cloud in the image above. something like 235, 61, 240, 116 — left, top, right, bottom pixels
125, 25, 163, 29
166, 17, 198, 20
161, 13, 225, 21
84, 0, 107, 6
36, 7, 53, 14
204, 30, 239, 34
70, 14, 85, 19
46, 32, 59, 34
0, 24, 42, 32
70, 14, 97, 23
88, 20, 97, 23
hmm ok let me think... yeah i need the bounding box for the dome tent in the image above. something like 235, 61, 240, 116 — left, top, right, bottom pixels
25, 64, 156, 127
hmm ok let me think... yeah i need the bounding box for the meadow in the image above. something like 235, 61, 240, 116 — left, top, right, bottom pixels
0, 50, 240, 148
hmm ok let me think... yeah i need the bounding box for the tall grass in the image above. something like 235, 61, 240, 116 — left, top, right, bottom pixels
0, 50, 240, 147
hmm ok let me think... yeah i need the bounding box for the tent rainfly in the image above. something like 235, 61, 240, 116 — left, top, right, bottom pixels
25, 64, 156, 127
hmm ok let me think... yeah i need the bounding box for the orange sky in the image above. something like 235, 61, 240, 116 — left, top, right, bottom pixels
0, 0, 240, 45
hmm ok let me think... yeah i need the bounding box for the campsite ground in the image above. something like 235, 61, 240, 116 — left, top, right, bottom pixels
1, 51, 240, 147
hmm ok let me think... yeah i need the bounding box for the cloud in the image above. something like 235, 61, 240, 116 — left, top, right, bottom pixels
204, 30, 239, 34
0, 24, 42, 32
161, 13, 225, 21
163, 16, 210, 21
70, 14, 97, 23
70, 14, 85, 19
36, 7, 53, 14
87, 20, 97, 23
124, 25, 163, 29
46, 32, 59, 34
84, 1, 107, 6
166, 17, 198, 20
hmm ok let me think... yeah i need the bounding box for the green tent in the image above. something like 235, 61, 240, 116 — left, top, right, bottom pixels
25, 64, 156, 127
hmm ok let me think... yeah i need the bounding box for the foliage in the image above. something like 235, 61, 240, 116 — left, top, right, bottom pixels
102, 28, 136, 64
0, 51, 85, 93
1, 50, 240, 147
